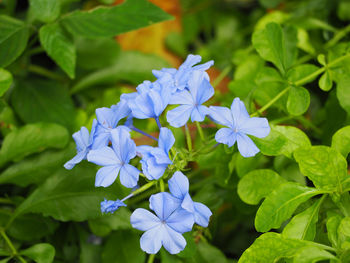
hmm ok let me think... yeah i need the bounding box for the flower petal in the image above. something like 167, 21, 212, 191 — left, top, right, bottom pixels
190, 105, 208, 122
144, 158, 167, 180
96, 107, 119, 128
91, 130, 110, 150
167, 105, 193, 128
149, 192, 180, 220
72, 127, 89, 151
169, 90, 193, 105
64, 150, 87, 170
193, 202, 212, 227
236, 133, 260, 157
95, 165, 121, 187
140, 225, 163, 254
196, 78, 214, 105
110, 127, 136, 163
239, 117, 270, 138
168, 171, 189, 199
130, 208, 161, 231
166, 208, 194, 233
208, 106, 234, 128
119, 164, 140, 188
230, 97, 250, 127
162, 225, 187, 254
87, 147, 120, 166
215, 128, 237, 147
158, 127, 175, 153
187, 70, 205, 100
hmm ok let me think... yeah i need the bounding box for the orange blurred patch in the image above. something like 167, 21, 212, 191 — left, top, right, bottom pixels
116, 0, 182, 67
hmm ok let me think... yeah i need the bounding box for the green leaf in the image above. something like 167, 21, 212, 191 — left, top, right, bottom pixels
13, 163, 122, 221
286, 64, 319, 84
29, 0, 61, 23
319, 71, 333, 91
238, 169, 286, 205
255, 182, 323, 232
71, 51, 169, 93
39, 23, 76, 78
61, 0, 172, 38
294, 146, 348, 192
0, 143, 75, 187
252, 23, 297, 74
0, 122, 69, 168
101, 231, 145, 263
332, 125, 350, 158
292, 246, 338, 263
282, 197, 324, 241
0, 68, 12, 96
339, 217, 350, 238
0, 15, 29, 67
76, 37, 120, 70
20, 243, 55, 263
11, 79, 76, 131
238, 232, 327, 263
336, 75, 350, 115
326, 214, 342, 248
287, 86, 310, 116
259, 0, 283, 8
88, 207, 132, 236
195, 242, 227, 263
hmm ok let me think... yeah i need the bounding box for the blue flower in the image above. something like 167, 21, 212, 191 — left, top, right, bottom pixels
167, 71, 214, 127
64, 120, 97, 170
153, 54, 214, 93
100, 199, 126, 213
137, 127, 175, 180
87, 127, 140, 188
168, 171, 212, 227
130, 192, 194, 254
91, 101, 130, 149
127, 80, 171, 120
209, 97, 270, 157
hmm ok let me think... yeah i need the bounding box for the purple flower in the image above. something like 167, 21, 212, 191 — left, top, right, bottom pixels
168, 171, 212, 227
137, 127, 175, 180
167, 71, 214, 127
209, 98, 270, 157
130, 192, 194, 254
64, 120, 97, 170
87, 127, 140, 188
100, 199, 126, 213
153, 54, 214, 93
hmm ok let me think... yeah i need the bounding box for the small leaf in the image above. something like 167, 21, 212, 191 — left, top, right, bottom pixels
336, 75, 350, 115
255, 182, 323, 232
332, 125, 350, 158
39, 23, 76, 78
0, 15, 29, 67
238, 169, 286, 205
317, 54, 326, 66
195, 242, 227, 263
327, 214, 342, 248
61, 0, 172, 38
294, 146, 348, 192
29, 0, 61, 23
20, 243, 55, 263
338, 217, 350, 238
282, 197, 324, 241
0, 123, 69, 168
319, 71, 333, 91
286, 64, 319, 84
292, 246, 338, 263
252, 125, 288, 156
287, 86, 310, 116
0, 68, 12, 96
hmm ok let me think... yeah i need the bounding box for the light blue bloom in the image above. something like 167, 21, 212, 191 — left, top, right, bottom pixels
167, 71, 214, 127
100, 199, 126, 213
153, 54, 214, 93
168, 171, 212, 227
130, 192, 194, 254
87, 127, 140, 188
209, 98, 270, 157
64, 120, 97, 170
137, 127, 175, 180
91, 101, 130, 149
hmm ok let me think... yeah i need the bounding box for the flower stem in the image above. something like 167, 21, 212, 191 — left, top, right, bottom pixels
195, 121, 205, 141
159, 179, 165, 192
27, 65, 66, 82
325, 23, 350, 48
132, 181, 157, 196
155, 117, 162, 129
185, 124, 192, 151
147, 253, 156, 263
131, 126, 158, 141
0, 229, 27, 263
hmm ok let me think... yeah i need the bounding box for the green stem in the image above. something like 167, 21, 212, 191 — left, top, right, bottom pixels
147, 253, 156, 263
195, 121, 205, 141
0, 198, 14, 205
212, 65, 232, 88
325, 23, 350, 48
0, 229, 27, 263
159, 179, 165, 192
185, 125, 192, 151
132, 181, 157, 196
28, 65, 66, 81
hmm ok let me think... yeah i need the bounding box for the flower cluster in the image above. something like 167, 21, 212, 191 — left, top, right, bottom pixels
64, 54, 270, 254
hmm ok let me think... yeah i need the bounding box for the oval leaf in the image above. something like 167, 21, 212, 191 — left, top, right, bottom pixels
287, 86, 310, 116
0, 68, 12, 96
20, 244, 55, 263
319, 71, 333, 91
332, 125, 350, 158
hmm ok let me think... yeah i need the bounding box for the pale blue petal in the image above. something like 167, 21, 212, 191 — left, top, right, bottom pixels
158, 127, 175, 153
180, 54, 202, 69
140, 225, 163, 254
167, 105, 193, 128
87, 147, 120, 166
64, 150, 87, 170
145, 158, 167, 179
136, 80, 152, 93
196, 78, 214, 105
239, 117, 270, 138
162, 226, 187, 254
215, 128, 237, 147
137, 145, 154, 157
169, 90, 193, 105
91, 131, 110, 150
231, 97, 250, 127
101, 199, 126, 214
96, 107, 119, 128
181, 193, 195, 213
148, 89, 164, 117
236, 133, 260, 157
72, 127, 89, 151
192, 60, 214, 71
168, 171, 189, 199
128, 93, 153, 119
130, 208, 161, 231
208, 106, 234, 128
111, 100, 131, 120
110, 127, 136, 163
149, 192, 180, 220
187, 70, 205, 100
119, 164, 140, 188
88, 119, 98, 146
150, 148, 172, 164
190, 105, 208, 122
95, 165, 121, 187
166, 208, 194, 233
193, 202, 212, 227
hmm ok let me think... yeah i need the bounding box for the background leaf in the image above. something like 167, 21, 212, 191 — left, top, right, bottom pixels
20, 243, 55, 263
0, 68, 12, 96
29, 0, 61, 23
332, 125, 350, 158
287, 86, 310, 116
